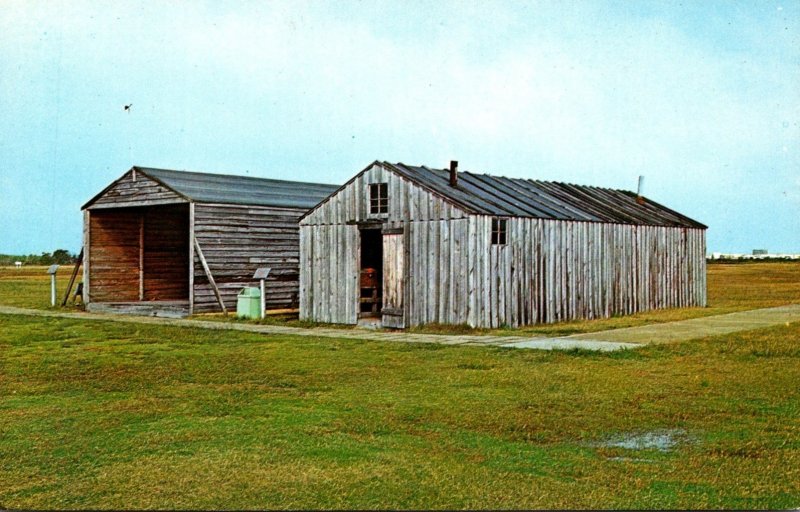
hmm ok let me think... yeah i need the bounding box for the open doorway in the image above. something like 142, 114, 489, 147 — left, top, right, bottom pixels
88, 204, 189, 304
359, 228, 383, 317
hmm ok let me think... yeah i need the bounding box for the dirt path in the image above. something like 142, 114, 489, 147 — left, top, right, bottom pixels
2, 304, 799, 351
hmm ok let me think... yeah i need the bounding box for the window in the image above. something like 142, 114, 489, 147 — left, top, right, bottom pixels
369, 183, 388, 214
491, 218, 507, 245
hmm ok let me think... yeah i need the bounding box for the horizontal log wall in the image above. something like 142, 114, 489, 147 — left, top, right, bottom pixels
88, 209, 141, 302
143, 205, 189, 300
192, 203, 308, 313
88, 169, 187, 209
88, 205, 190, 303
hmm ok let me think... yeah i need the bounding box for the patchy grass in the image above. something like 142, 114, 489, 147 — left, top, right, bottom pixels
201, 263, 800, 335
0, 312, 799, 509
3, 262, 799, 337
0, 265, 83, 311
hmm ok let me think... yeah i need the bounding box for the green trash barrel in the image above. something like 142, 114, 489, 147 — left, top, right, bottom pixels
237, 287, 262, 319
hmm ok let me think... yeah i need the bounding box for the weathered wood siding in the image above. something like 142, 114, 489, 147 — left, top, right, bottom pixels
300, 163, 707, 328
405, 218, 471, 326
463, 216, 706, 328
87, 169, 186, 209
299, 223, 360, 323
382, 232, 406, 328
303, 162, 467, 226
192, 203, 307, 313
300, 163, 468, 325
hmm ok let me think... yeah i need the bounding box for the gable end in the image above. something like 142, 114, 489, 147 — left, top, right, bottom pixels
83, 168, 189, 210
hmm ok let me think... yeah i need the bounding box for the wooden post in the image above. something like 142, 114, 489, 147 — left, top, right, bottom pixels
61, 248, 84, 306
188, 203, 195, 315
253, 267, 271, 319
193, 236, 227, 315
139, 213, 144, 300
260, 279, 266, 319
83, 210, 90, 304
47, 264, 59, 307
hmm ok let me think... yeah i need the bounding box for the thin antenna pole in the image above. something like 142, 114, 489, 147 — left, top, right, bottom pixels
124, 103, 133, 164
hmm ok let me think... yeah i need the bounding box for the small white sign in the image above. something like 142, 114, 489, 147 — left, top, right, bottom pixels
253, 267, 271, 280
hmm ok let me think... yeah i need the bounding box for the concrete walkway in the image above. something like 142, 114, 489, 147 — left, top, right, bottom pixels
0, 305, 634, 351
2, 304, 799, 351
565, 303, 800, 345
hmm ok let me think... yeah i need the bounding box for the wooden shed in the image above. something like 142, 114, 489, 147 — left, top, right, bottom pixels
299, 161, 707, 329
82, 166, 338, 317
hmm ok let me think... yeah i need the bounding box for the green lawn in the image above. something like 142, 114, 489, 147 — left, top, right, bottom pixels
1, 312, 799, 509
4, 262, 799, 336
1, 262, 799, 508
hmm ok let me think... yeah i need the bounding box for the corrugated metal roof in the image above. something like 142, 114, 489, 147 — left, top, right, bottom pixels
137, 167, 339, 209
385, 162, 706, 229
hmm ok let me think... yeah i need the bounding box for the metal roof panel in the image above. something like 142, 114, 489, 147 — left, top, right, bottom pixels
382, 162, 706, 229
136, 167, 339, 209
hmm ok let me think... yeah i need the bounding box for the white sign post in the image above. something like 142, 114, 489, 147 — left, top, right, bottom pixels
253, 267, 271, 319
47, 264, 59, 307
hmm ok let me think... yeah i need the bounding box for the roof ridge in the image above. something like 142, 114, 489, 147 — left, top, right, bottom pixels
136, 166, 338, 187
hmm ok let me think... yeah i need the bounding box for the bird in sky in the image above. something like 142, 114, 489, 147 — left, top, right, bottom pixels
124, 104, 132, 112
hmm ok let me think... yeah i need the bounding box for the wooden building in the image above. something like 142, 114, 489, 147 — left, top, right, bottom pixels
82, 166, 338, 317
299, 161, 707, 329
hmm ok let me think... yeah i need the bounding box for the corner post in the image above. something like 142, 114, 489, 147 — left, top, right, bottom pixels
83, 210, 90, 305
189, 202, 195, 315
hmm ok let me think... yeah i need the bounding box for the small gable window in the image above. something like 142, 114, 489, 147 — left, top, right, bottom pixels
369, 183, 388, 214
491, 218, 507, 245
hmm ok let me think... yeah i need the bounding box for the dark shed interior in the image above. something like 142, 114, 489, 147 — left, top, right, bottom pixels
89, 204, 189, 303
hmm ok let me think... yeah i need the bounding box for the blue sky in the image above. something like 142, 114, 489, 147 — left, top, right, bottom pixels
1, 0, 798, 254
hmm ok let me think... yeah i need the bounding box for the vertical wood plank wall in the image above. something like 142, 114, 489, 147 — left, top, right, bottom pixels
464, 217, 706, 328
299, 223, 359, 323
300, 163, 707, 328
300, 163, 466, 324
192, 203, 308, 313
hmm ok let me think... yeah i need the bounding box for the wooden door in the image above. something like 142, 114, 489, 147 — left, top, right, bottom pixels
382, 231, 405, 328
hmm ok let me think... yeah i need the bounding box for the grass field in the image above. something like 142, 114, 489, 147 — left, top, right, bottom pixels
1, 263, 799, 508
3, 262, 800, 335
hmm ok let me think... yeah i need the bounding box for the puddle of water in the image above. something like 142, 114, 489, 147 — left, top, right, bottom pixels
597, 429, 687, 452
607, 456, 656, 463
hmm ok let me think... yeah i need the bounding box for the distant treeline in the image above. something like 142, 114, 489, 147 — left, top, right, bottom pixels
0, 250, 79, 266
708, 257, 800, 264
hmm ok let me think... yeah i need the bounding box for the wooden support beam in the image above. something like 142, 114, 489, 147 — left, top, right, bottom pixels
83, 210, 90, 304
188, 202, 195, 315
193, 236, 227, 315
139, 213, 144, 300
61, 248, 84, 306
